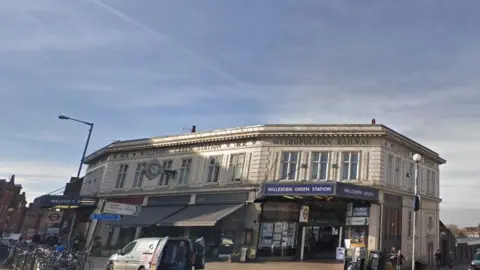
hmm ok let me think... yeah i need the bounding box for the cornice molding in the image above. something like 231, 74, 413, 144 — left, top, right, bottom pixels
97, 184, 259, 198
85, 124, 445, 165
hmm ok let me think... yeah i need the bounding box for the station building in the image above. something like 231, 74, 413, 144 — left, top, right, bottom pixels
81, 123, 445, 264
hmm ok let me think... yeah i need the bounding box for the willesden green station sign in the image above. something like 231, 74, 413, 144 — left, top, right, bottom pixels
271, 137, 370, 146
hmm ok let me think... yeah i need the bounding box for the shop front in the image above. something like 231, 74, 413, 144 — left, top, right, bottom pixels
254, 182, 379, 261
154, 192, 250, 259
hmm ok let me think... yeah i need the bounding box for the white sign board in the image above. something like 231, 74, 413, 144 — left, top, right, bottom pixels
299, 205, 309, 222
103, 202, 140, 216
336, 247, 345, 261
345, 217, 369, 226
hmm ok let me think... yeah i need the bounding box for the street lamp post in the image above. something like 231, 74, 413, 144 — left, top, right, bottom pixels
58, 115, 94, 249
412, 153, 422, 270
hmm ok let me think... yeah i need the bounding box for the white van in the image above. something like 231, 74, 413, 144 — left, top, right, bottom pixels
106, 237, 205, 270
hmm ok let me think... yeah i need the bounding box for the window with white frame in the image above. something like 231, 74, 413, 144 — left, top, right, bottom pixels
341, 152, 359, 180
394, 157, 401, 186
280, 152, 299, 180
229, 153, 245, 181
311, 152, 329, 181
132, 163, 146, 188
115, 164, 129, 189
205, 156, 222, 183
419, 168, 424, 192
387, 154, 394, 185
408, 162, 414, 190
159, 160, 173, 186
426, 170, 432, 195
431, 171, 436, 196
177, 159, 192, 185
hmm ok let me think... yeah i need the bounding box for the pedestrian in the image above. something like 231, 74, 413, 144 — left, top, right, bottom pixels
448, 248, 454, 269
396, 249, 406, 270
175, 241, 187, 270
389, 246, 398, 270
435, 249, 442, 270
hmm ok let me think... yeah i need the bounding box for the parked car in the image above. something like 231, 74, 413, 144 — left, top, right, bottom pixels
106, 237, 205, 270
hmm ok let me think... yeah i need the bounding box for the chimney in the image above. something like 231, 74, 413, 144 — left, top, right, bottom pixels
10, 175, 15, 184
191, 125, 196, 133
371, 118, 376, 124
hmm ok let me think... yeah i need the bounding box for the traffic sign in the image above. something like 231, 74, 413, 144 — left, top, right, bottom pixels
90, 213, 121, 221
103, 202, 140, 216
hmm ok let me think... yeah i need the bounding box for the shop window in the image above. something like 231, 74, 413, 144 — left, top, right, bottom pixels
258, 222, 297, 257
341, 152, 359, 180
132, 163, 146, 188
159, 160, 173, 186
311, 152, 329, 181
280, 152, 299, 180
229, 153, 245, 181
205, 156, 222, 183
115, 164, 129, 189
178, 158, 192, 185
346, 226, 367, 247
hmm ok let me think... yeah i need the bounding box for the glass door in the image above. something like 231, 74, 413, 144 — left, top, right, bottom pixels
304, 226, 339, 259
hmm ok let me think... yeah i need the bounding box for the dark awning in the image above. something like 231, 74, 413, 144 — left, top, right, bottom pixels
156, 204, 244, 227
106, 206, 184, 227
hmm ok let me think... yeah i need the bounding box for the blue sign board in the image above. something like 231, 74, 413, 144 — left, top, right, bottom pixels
336, 182, 378, 201
260, 182, 379, 201
90, 213, 121, 221
263, 183, 334, 196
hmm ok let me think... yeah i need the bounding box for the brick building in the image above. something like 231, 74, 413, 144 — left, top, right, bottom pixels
20, 202, 43, 235
0, 175, 27, 234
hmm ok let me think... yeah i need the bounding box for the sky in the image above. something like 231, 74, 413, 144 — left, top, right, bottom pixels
0, 0, 479, 226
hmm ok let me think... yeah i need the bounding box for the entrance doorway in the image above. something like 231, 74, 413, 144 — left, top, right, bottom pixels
304, 226, 340, 259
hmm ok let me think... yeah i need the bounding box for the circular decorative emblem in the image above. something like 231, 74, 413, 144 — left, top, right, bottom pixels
48, 212, 61, 221
144, 159, 164, 180
428, 216, 433, 230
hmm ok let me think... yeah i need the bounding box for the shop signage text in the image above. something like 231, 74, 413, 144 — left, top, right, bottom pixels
350, 207, 370, 217
336, 182, 378, 201
271, 137, 370, 146
261, 182, 379, 201
117, 141, 255, 159
263, 183, 334, 196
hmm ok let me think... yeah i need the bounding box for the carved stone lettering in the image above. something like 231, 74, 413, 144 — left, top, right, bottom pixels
272, 137, 370, 146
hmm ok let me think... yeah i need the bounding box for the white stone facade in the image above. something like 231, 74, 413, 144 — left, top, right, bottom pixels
83, 124, 445, 262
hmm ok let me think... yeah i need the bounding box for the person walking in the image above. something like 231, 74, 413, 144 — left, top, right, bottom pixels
395, 249, 406, 270
389, 246, 398, 270
435, 249, 442, 270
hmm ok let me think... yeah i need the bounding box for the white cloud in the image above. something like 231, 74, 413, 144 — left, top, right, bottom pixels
15, 132, 69, 143
0, 160, 78, 203
0, 0, 126, 51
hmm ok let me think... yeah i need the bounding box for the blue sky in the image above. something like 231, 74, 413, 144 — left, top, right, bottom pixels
1, 0, 479, 225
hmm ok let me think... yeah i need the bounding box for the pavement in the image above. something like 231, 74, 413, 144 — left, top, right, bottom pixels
1, 257, 469, 270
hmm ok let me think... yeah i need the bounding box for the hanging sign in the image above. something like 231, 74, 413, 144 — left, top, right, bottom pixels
299, 205, 309, 222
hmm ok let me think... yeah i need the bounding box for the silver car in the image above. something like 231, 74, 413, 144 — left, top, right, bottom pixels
106, 237, 205, 270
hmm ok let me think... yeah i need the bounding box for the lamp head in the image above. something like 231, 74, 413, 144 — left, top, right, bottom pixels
413, 153, 422, 162
58, 115, 70, 120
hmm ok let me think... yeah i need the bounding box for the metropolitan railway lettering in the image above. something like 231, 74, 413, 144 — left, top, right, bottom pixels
272, 137, 370, 146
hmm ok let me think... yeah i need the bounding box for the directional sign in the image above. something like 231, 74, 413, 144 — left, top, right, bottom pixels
90, 213, 121, 221
103, 202, 140, 216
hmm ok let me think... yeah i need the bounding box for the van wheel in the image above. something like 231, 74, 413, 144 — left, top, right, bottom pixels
138, 267, 145, 270
106, 263, 113, 270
